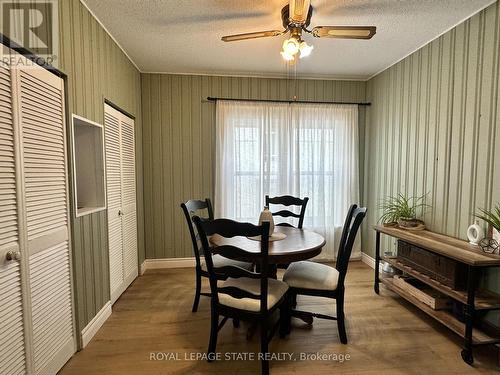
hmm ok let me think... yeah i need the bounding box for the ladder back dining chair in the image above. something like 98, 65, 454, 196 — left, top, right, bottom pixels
180, 199, 253, 312
265, 195, 309, 229
193, 217, 290, 375
265, 195, 309, 272
282, 204, 367, 344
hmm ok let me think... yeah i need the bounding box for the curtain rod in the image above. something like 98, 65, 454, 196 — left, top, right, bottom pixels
205, 96, 371, 106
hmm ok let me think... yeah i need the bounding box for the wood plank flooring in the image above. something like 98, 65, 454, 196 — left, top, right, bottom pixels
60, 261, 499, 374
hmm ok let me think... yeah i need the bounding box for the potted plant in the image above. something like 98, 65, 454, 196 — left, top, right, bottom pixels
379, 193, 429, 229
475, 204, 500, 243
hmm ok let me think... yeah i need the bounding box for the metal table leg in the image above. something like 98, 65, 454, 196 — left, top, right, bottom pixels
461, 266, 477, 365
374, 231, 381, 294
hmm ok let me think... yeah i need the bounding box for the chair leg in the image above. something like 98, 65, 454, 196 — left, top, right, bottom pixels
208, 304, 219, 361
232, 318, 240, 328
192, 269, 202, 312
260, 320, 269, 375
336, 291, 347, 344
279, 295, 292, 337
291, 293, 297, 309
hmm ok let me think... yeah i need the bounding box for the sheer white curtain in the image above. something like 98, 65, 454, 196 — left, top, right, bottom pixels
215, 100, 360, 259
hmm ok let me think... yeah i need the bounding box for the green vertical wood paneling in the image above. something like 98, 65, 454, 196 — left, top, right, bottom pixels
59, 0, 143, 335
141, 74, 366, 260
364, 2, 500, 325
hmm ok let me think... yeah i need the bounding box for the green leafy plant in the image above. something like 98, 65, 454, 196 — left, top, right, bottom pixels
378, 193, 429, 224
475, 204, 500, 231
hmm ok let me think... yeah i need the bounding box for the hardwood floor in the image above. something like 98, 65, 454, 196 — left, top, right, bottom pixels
60, 261, 499, 374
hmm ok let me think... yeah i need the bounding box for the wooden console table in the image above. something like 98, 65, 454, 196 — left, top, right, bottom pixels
373, 225, 500, 366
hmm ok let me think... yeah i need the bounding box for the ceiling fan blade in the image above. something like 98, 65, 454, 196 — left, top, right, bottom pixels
312, 26, 376, 39
221, 30, 284, 42
289, 0, 311, 24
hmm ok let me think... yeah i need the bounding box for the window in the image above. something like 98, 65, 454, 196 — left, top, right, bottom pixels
215, 100, 360, 259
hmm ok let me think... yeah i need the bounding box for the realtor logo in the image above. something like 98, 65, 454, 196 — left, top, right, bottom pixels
1, 0, 58, 65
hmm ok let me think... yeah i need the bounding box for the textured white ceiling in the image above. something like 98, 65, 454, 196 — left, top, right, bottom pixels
83, 0, 494, 80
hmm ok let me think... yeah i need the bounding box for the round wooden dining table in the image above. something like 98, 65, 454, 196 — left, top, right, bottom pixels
209, 226, 326, 264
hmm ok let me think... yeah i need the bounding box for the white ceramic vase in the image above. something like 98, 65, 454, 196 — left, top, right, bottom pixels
258, 206, 274, 236
467, 222, 484, 245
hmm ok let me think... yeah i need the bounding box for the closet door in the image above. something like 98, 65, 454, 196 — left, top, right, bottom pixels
120, 115, 138, 287
16, 62, 75, 375
105, 104, 137, 304
104, 106, 124, 303
0, 60, 26, 375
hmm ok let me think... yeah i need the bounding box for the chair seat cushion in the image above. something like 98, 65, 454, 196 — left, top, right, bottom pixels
201, 254, 253, 272
283, 261, 339, 291
218, 277, 288, 312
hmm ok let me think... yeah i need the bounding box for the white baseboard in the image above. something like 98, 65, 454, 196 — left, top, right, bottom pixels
361, 252, 383, 272
361, 252, 375, 269
143, 257, 197, 271
312, 257, 335, 263
81, 301, 112, 348
140, 255, 361, 272
140, 260, 147, 275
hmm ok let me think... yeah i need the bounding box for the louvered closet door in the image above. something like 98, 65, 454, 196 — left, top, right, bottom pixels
104, 106, 124, 303
16, 62, 75, 375
105, 104, 138, 304
120, 115, 138, 287
0, 61, 26, 375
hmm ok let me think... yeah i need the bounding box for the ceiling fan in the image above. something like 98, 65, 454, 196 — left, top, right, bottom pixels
221, 0, 376, 61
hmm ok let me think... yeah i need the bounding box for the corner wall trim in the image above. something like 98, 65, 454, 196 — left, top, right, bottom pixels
80, 301, 112, 348
366, 0, 497, 80
79, 0, 140, 71
139, 260, 147, 275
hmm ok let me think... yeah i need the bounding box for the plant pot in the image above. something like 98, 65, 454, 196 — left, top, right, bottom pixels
398, 217, 425, 230
382, 222, 398, 227
493, 228, 500, 244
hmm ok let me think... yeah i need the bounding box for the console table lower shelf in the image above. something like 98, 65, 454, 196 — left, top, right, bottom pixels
373, 225, 500, 366
381, 278, 499, 345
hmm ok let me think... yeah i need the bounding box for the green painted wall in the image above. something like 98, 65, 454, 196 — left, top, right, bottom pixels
7, 0, 499, 338
363, 2, 500, 325
141, 74, 366, 260
59, 0, 144, 335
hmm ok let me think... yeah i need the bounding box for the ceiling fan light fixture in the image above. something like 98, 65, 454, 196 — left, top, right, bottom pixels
282, 37, 300, 56
299, 41, 313, 58
221, 3, 377, 64
281, 51, 295, 61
